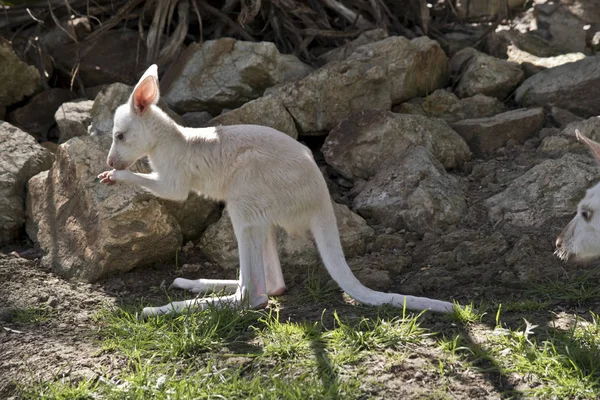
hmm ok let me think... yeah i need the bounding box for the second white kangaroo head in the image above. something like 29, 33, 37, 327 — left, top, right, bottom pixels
107, 64, 160, 170
555, 130, 600, 261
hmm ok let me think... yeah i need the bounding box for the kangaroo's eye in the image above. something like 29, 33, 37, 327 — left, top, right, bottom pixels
581, 209, 593, 222
116, 133, 124, 140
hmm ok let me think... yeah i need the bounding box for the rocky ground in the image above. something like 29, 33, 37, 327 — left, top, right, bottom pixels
3, 132, 600, 397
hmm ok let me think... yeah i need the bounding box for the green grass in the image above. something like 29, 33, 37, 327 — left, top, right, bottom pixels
21, 302, 427, 399
448, 302, 485, 324
12, 306, 55, 324
18, 289, 600, 399
527, 274, 600, 303
303, 267, 339, 303
98, 301, 264, 362
434, 309, 600, 399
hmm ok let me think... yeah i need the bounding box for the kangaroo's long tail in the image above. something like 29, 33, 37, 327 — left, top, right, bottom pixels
310, 204, 455, 313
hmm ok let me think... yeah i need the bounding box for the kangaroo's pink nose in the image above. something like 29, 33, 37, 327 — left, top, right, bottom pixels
555, 235, 563, 248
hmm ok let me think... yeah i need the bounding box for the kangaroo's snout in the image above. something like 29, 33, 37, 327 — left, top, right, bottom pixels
554, 222, 573, 261
107, 156, 127, 170
555, 234, 563, 249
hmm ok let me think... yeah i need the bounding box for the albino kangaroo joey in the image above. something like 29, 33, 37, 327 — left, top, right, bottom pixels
556, 129, 600, 262
98, 64, 456, 317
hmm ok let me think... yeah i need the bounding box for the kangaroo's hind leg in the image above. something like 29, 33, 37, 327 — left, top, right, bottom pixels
263, 226, 286, 296
141, 208, 269, 318
230, 209, 269, 308
171, 227, 284, 296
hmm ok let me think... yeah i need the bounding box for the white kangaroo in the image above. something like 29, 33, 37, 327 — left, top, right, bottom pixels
556, 129, 600, 261
98, 64, 455, 317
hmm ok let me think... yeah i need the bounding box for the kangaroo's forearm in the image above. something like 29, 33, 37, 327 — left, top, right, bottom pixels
122, 171, 189, 201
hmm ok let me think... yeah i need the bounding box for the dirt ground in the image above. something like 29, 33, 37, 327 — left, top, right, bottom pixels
2, 137, 600, 399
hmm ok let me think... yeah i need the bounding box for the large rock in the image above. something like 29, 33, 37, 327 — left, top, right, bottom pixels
0, 38, 41, 107
49, 30, 149, 87
317, 29, 389, 65
54, 99, 94, 144
162, 193, 220, 243
393, 89, 459, 118
450, 48, 524, 100
209, 94, 298, 139
26, 135, 182, 282
278, 54, 314, 83
394, 90, 505, 123
487, 29, 563, 59
322, 111, 471, 181
199, 202, 374, 275
7, 89, 76, 139
89, 83, 183, 135
533, 3, 587, 54
487, 28, 585, 70
485, 153, 600, 227
0, 122, 54, 246
549, 107, 584, 129
540, 117, 600, 153
449, 107, 545, 156
563, 0, 600, 24
272, 36, 449, 134
515, 56, 600, 118
162, 39, 284, 114
438, 27, 486, 56
560, 116, 600, 142
182, 112, 213, 128
353, 147, 467, 234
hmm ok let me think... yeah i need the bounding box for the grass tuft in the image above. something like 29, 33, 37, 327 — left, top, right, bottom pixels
527, 275, 600, 303
448, 302, 485, 324
12, 306, 55, 324
304, 267, 339, 303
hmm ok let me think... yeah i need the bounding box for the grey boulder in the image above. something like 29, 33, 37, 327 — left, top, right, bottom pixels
353, 147, 467, 234
485, 153, 600, 227
0, 122, 53, 246
322, 111, 471, 180
26, 135, 182, 282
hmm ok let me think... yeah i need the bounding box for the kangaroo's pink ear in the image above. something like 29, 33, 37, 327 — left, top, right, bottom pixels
131, 64, 159, 115
576, 129, 600, 161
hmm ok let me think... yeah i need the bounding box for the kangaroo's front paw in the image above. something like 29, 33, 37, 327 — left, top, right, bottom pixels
98, 170, 117, 185
98, 169, 131, 185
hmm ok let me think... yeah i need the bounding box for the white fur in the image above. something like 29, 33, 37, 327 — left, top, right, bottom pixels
556, 130, 600, 261
99, 64, 456, 317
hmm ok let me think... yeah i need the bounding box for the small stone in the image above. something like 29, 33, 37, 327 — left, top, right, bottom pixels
47, 297, 59, 307
355, 268, 391, 291
0, 307, 15, 322
372, 234, 406, 252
